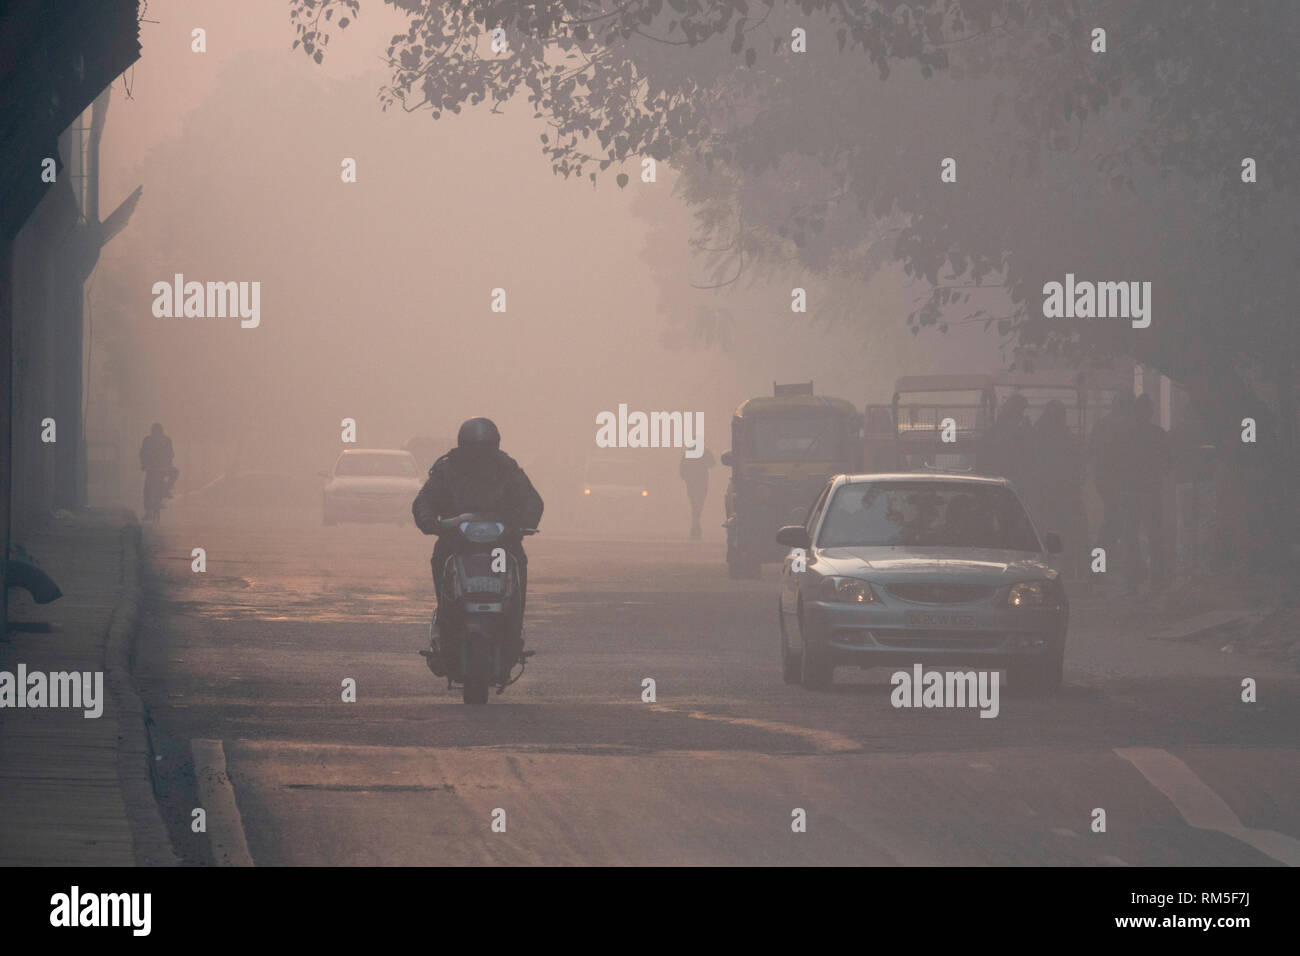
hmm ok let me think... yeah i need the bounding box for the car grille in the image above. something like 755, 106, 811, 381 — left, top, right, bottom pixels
885, 583, 995, 604
868, 629, 1004, 650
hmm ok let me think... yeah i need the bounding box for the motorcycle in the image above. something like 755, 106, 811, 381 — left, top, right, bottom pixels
421, 513, 537, 705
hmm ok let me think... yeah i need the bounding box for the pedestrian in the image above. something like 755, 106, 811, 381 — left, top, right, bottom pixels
1125, 393, 1172, 589
1089, 391, 1135, 578
979, 393, 1031, 488
679, 447, 715, 539
1028, 400, 1088, 578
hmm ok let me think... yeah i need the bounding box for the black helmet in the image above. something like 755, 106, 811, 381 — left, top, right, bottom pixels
457, 417, 500, 450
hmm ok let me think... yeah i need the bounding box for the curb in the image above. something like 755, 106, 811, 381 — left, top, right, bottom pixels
103, 512, 179, 866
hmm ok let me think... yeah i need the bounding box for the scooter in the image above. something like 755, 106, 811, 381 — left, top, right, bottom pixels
421, 513, 537, 705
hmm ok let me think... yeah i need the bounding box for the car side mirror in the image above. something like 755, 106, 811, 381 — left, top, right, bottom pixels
318, 470, 331, 479
1045, 532, 1062, 554
777, 525, 810, 549
720, 451, 734, 468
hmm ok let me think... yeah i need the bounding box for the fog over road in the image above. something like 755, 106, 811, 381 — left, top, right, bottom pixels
134, 515, 1299, 866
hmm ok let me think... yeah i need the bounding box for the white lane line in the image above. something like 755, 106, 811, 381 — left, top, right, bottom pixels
1116, 746, 1300, 866
192, 738, 255, 867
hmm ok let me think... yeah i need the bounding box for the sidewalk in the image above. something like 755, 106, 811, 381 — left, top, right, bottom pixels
0, 509, 176, 865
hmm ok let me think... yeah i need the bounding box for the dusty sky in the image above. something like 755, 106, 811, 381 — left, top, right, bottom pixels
91, 0, 1002, 514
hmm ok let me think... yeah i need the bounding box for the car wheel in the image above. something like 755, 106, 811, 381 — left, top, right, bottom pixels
1008, 647, 1064, 694
779, 600, 800, 684
800, 634, 833, 690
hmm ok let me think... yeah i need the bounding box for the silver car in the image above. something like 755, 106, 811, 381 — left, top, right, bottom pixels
777, 473, 1068, 692
321, 449, 424, 525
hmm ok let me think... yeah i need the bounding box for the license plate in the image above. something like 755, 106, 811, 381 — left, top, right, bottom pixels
905, 610, 977, 628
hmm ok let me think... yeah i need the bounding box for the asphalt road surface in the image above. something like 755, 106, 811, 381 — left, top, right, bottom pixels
134, 511, 1300, 866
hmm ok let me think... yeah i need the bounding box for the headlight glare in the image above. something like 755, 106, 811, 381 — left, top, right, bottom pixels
1007, 580, 1056, 608
820, 576, 878, 604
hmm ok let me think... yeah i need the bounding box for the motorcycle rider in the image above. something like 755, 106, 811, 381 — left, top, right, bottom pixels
413, 418, 544, 676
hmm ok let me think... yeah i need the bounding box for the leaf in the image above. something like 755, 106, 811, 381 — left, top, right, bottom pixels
616, 172, 630, 188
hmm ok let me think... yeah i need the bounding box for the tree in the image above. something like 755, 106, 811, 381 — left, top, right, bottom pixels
293, 0, 1300, 560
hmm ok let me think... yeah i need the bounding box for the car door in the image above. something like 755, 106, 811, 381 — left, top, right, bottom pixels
781, 480, 832, 643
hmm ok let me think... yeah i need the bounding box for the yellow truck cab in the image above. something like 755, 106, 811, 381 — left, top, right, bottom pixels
721, 382, 863, 578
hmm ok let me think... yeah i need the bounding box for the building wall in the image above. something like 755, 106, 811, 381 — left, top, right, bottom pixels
10, 145, 81, 540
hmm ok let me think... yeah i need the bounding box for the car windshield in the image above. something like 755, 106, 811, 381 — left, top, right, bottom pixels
748, 411, 851, 462
817, 481, 1041, 551
335, 454, 417, 478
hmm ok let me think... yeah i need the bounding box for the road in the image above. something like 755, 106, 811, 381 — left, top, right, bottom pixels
134, 511, 1300, 866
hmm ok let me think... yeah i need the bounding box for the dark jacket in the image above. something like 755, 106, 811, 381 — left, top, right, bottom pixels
140, 434, 173, 471
412, 448, 543, 535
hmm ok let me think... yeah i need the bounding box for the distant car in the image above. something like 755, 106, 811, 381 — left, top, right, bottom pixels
777, 473, 1067, 692
321, 449, 423, 526
580, 455, 650, 506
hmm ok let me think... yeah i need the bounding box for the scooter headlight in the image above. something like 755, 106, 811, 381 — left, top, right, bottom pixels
460, 520, 505, 542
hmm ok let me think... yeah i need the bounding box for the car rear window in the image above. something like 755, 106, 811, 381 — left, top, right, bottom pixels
335, 454, 417, 478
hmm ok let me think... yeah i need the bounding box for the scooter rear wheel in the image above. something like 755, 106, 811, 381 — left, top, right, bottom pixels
462, 641, 490, 705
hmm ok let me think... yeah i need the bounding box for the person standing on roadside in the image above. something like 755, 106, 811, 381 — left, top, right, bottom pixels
1126, 393, 1172, 588
679, 447, 715, 539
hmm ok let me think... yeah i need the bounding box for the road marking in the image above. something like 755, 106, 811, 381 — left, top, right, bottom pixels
192, 738, 254, 867
1116, 746, 1300, 866
657, 707, 861, 753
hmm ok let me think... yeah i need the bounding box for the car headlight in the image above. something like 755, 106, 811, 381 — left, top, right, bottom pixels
1007, 580, 1060, 608
819, 576, 878, 604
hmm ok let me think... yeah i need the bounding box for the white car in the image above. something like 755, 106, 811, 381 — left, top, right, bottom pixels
321, 449, 424, 525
